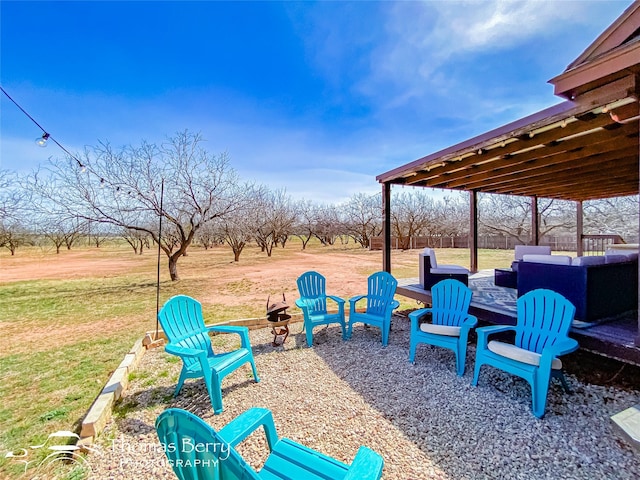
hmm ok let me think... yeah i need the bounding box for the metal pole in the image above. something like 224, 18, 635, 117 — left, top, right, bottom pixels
155, 179, 165, 339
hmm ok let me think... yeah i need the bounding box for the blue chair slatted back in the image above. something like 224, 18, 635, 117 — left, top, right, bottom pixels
296, 271, 328, 314
430, 279, 473, 326
515, 289, 576, 354
156, 408, 259, 480
158, 295, 214, 369
365, 271, 397, 316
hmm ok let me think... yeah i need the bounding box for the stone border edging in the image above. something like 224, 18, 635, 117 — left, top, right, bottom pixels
77, 313, 307, 446
78, 338, 146, 446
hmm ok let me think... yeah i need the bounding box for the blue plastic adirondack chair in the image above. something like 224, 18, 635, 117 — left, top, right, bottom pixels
158, 295, 260, 415
472, 288, 578, 418
296, 271, 347, 347
348, 271, 400, 346
408, 279, 477, 376
156, 407, 384, 480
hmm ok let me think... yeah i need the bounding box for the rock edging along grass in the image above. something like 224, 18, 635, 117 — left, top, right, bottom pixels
77, 313, 305, 446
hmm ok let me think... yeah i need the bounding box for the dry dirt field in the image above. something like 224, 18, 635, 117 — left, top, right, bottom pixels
2, 243, 639, 389
0, 243, 423, 356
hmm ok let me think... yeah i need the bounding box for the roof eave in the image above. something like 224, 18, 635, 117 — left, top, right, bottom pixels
377, 101, 578, 184
550, 41, 640, 100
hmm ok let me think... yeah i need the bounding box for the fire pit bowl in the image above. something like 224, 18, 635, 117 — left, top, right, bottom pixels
267, 294, 291, 346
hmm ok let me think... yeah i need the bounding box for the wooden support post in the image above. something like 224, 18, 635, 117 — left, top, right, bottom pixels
470, 190, 478, 273
576, 201, 584, 257
382, 182, 391, 273
531, 196, 539, 245
637, 99, 640, 347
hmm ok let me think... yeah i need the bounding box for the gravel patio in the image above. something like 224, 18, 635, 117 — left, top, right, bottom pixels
89, 316, 640, 479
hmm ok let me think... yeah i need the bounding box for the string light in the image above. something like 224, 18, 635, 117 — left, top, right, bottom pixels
0, 85, 85, 170
1, 85, 162, 200
35, 132, 50, 147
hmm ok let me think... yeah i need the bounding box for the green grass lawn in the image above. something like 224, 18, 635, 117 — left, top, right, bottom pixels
0, 241, 514, 478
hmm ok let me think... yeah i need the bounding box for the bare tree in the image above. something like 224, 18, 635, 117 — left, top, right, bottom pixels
215, 209, 255, 261
0, 170, 31, 255
86, 220, 113, 248
121, 227, 150, 254
31, 131, 243, 280
478, 193, 574, 243
195, 220, 223, 250
313, 204, 342, 246
342, 192, 382, 248
252, 188, 297, 257
436, 194, 468, 237
36, 213, 86, 254
584, 196, 639, 239
292, 199, 317, 249
390, 190, 437, 250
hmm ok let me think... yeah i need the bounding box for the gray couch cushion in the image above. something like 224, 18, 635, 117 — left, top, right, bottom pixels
572, 256, 606, 266
522, 254, 572, 266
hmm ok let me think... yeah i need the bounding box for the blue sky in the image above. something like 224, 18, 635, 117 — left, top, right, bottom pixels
0, 1, 631, 202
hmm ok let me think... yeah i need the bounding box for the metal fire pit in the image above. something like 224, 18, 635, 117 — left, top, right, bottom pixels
266, 294, 291, 346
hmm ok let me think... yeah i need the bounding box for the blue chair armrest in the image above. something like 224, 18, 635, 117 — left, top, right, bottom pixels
218, 407, 279, 451
343, 445, 384, 480
461, 314, 478, 330
544, 338, 579, 357
206, 325, 251, 349
349, 295, 366, 306
538, 338, 579, 372
165, 343, 206, 359
390, 300, 400, 310
295, 299, 311, 316
164, 343, 210, 372
475, 325, 515, 349
327, 295, 345, 306
408, 308, 433, 331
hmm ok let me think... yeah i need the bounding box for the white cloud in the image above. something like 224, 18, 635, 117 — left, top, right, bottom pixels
359, 0, 628, 111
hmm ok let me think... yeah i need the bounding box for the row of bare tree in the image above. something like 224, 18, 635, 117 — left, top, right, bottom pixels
1, 131, 637, 280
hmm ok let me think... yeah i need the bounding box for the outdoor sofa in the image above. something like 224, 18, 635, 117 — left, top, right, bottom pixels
516, 253, 638, 322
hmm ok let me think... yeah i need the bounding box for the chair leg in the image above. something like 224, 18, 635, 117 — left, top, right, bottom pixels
206, 371, 224, 415
174, 367, 189, 396
471, 359, 483, 386
454, 346, 465, 377
305, 327, 314, 347
409, 339, 418, 363
340, 321, 348, 340
553, 370, 572, 394
249, 358, 260, 383
531, 380, 550, 419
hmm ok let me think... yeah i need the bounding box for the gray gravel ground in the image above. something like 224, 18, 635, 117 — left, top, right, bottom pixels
88, 316, 640, 479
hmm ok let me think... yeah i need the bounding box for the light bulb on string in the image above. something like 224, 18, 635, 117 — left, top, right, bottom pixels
35, 132, 50, 147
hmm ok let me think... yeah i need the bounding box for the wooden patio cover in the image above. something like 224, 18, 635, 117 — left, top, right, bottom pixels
376, 91, 638, 202
376, 2, 640, 345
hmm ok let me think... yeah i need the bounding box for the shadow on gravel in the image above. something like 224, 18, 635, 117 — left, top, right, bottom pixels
312, 315, 640, 480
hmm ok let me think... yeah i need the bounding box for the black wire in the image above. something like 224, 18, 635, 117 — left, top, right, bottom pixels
0, 85, 85, 169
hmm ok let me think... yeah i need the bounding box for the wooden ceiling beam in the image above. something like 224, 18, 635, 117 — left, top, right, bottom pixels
420, 123, 637, 189
501, 161, 638, 196
484, 179, 638, 201
443, 143, 638, 192
496, 168, 638, 199
403, 108, 620, 186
